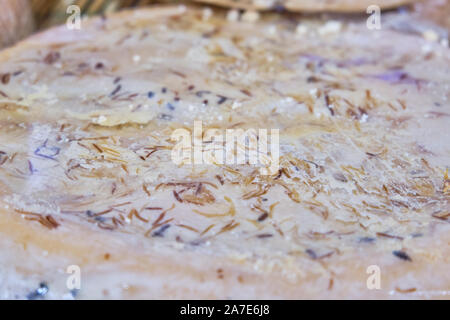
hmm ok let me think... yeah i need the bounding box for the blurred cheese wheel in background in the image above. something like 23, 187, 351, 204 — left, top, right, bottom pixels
193, 0, 418, 12
0, 0, 35, 48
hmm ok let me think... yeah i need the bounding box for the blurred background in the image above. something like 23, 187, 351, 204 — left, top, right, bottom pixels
0, 0, 176, 48
0, 0, 448, 48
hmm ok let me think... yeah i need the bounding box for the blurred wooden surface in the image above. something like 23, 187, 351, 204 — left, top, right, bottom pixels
412, 0, 450, 29
31, 0, 177, 28
0, 0, 34, 48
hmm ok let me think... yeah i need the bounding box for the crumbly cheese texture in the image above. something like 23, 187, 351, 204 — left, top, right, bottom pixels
0, 5, 448, 299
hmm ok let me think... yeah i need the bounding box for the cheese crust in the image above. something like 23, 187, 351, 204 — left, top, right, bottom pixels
0, 5, 448, 299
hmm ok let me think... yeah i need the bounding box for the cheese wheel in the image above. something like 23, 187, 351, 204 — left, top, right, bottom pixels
0, 5, 448, 299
